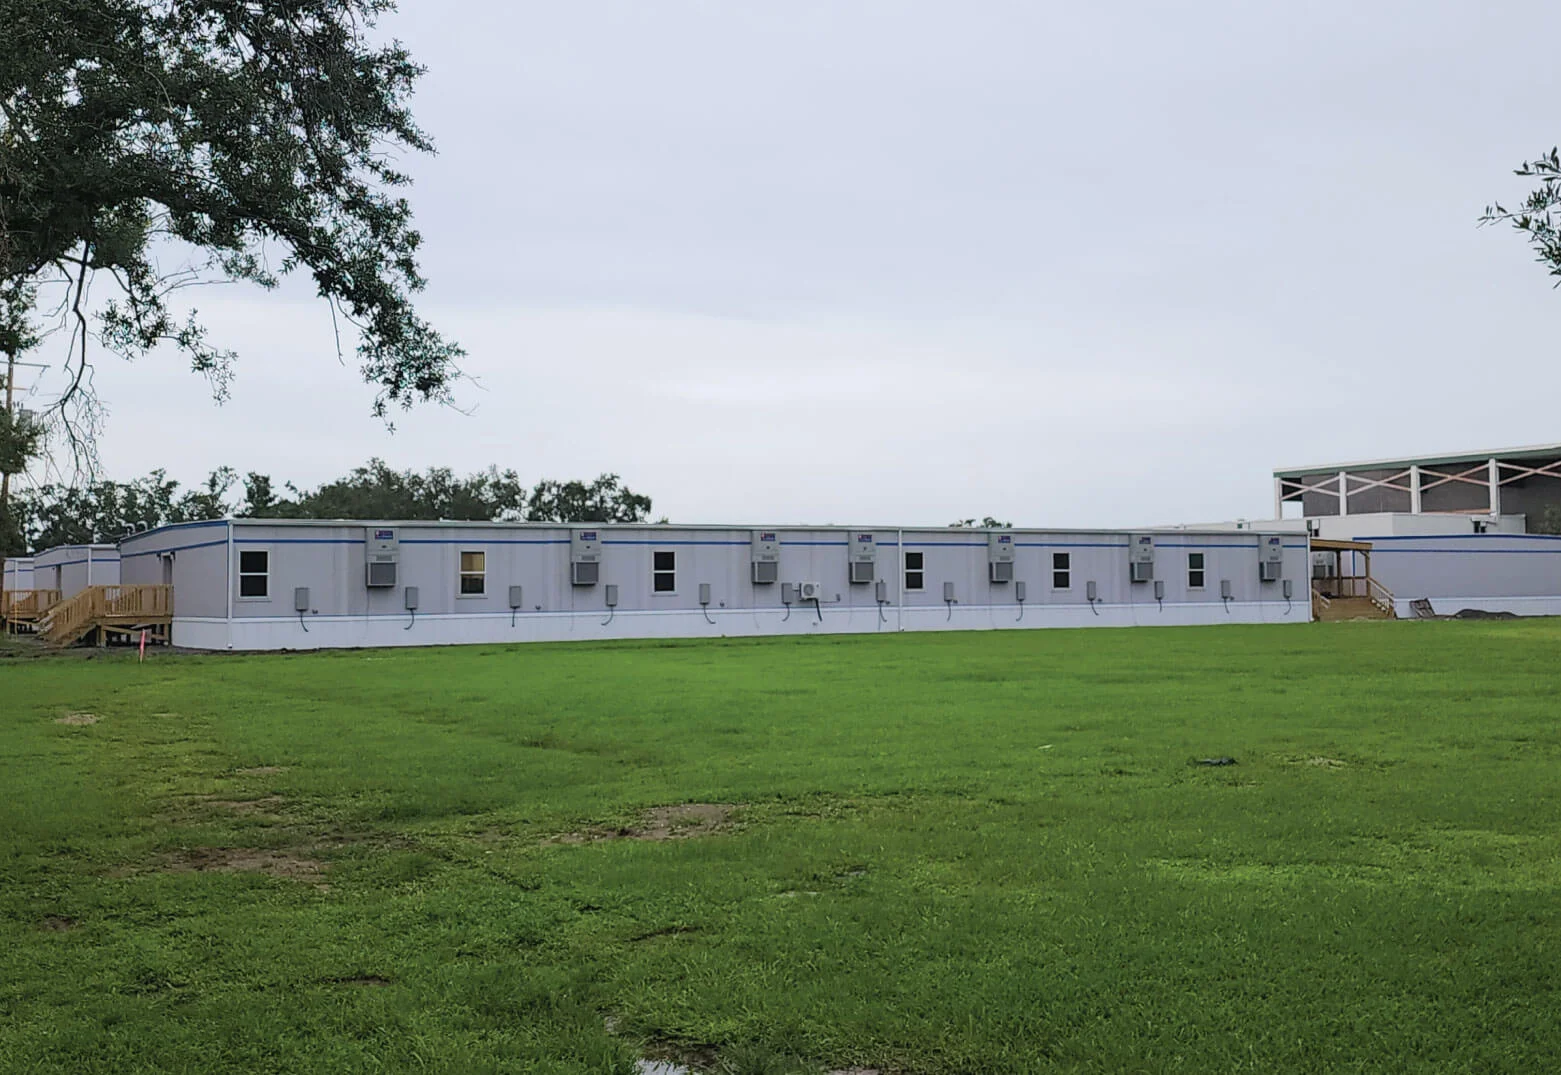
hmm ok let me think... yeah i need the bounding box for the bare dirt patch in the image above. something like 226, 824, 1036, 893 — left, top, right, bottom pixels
1305, 756, 1348, 769
54, 713, 99, 726
553, 803, 739, 845
159, 846, 326, 882
202, 795, 287, 817
37, 916, 78, 932
236, 765, 288, 776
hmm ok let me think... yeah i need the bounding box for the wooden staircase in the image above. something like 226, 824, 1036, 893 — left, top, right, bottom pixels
38, 585, 173, 647
2, 589, 62, 633
1312, 580, 1396, 622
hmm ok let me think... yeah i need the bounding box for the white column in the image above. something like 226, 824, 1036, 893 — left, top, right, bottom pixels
1488, 458, 1500, 516
1338, 471, 1349, 517
1409, 465, 1422, 514
224, 521, 234, 649
1273, 477, 1284, 519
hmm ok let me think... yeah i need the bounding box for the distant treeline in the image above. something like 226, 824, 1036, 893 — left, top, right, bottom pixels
2, 461, 652, 555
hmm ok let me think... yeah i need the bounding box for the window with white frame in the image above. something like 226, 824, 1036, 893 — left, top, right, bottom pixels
1187, 551, 1206, 589
238, 549, 269, 598
652, 550, 676, 593
904, 550, 925, 591
459, 550, 486, 595
1052, 552, 1071, 590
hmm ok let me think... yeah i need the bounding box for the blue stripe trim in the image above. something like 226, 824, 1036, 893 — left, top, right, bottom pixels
1353, 533, 1561, 543
119, 519, 229, 546
1371, 547, 1561, 555
1154, 542, 1306, 550
1015, 541, 1129, 548
234, 538, 363, 545
401, 538, 568, 546
603, 539, 749, 546
121, 538, 228, 558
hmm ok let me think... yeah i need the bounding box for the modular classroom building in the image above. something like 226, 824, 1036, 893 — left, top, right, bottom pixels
118, 519, 1308, 650
30, 544, 119, 599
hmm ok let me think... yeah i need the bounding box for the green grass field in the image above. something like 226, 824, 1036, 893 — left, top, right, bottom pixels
3, 622, 1560, 1074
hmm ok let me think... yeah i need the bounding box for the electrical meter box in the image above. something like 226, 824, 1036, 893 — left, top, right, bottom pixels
365, 527, 399, 587
571, 529, 602, 586
294, 587, 310, 612
848, 532, 876, 584
404, 586, 419, 610
1128, 534, 1155, 583
751, 531, 779, 585
988, 532, 1014, 583
1258, 535, 1284, 582
508, 585, 524, 609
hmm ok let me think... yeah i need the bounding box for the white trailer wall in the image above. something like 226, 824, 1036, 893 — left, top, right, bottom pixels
137, 520, 1309, 651
30, 544, 120, 598
1347, 533, 1561, 617
2, 557, 32, 592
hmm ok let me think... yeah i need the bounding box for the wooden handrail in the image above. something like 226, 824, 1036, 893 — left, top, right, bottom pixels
39, 585, 173, 645
1367, 577, 1396, 615
2, 588, 62, 619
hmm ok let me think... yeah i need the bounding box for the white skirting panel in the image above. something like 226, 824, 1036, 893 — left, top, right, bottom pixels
171, 599, 1307, 651
1392, 595, 1561, 618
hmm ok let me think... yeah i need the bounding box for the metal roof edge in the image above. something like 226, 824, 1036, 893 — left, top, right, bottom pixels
1275, 441, 1561, 477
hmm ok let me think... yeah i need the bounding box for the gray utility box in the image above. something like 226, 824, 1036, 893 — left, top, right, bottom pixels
571, 529, 602, 586
751, 530, 780, 585
1258, 535, 1284, 582
294, 587, 310, 612
848, 532, 877, 584
365, 527, 399, 587
404, 586, 419, 610
508, 585, 524, 609
988, 532, 1015, 583
1128, 534, 1155, 583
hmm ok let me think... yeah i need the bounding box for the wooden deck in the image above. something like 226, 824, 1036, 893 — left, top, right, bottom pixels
2, 589, 62, 633
37, 585, 173, 647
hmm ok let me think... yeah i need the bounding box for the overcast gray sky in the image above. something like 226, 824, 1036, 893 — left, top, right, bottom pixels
41, 1, 1561, 526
